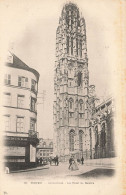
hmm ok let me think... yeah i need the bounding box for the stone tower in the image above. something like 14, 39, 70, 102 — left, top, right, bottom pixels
53, 3, 91, 161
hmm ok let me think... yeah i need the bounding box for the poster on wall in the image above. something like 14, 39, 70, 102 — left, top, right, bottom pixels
30, 144, 36, 162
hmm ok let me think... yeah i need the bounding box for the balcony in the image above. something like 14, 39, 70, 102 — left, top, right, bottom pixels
29, 130, 39, 139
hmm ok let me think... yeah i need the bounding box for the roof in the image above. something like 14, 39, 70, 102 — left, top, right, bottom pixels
6, 52, 40, 81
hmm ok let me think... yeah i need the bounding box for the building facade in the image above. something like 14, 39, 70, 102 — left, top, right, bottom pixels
3, 51, 40, 170
53, 3, 93, 161
89, 97, 115, 159
37, 138, 53, 162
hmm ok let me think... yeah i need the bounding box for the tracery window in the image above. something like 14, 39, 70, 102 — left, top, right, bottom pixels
77, 72, 82, 86
101, 123, 106, 147
67, 36, 69, 54
79, 130, 83, 151
71, 37, 73, 55
69, 130, 75, 151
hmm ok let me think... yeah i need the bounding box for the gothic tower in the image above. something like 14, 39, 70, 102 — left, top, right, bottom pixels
53, 3, 91, 161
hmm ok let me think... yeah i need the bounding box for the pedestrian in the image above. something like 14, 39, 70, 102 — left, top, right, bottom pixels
68, 156, 73, 170
55, 155, 59, 166
81, 156, 84, 165
70, 157, 79, 171
49, 157, 52, 165
40, 157, 42, 165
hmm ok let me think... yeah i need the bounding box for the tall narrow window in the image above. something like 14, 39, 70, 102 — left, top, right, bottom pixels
31, 79, 37, 92
95, 126, 99, 147
76, 38, 78, 55
4, 92, 11, 106
4, 115, 10, 131
31, 97, 36, 112
16, 116, 24, 132
79, 99, 83, 111
77, 72, 82, 86
4, 74, 11, 85
30, 118, 36, 131
17, 95, 24, 108
80, 40, 82, 57
69, 98, 73, 109
69, 130, 75, 151
67, 36, 69, 54
101, 123, 106, 147
71, 37, 73, 55
79, 130, 83, 151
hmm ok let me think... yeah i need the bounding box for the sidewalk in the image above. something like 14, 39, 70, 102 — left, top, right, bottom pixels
10, 165, 49, 173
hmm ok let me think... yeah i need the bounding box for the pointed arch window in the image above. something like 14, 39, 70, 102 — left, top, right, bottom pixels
67, 36, 69, 54
79, 99, 83, 111
71, 37, 73, 55
95, 126, 99, 147
79, 130, 83, 151
69, 130, 75, 151
101, 123, 106, 147
77, 72, 82, 86
69, 98, 74, 110
76, 38, 78, 55
80, 40, 82, 57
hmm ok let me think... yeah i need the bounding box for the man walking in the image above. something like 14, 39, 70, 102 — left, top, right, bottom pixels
81, 156, 84, 165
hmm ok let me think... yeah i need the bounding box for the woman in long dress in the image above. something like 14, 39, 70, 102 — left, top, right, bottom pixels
71, 158, 79, 171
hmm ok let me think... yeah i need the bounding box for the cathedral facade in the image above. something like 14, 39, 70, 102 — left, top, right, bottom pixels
53, 3, 92, 161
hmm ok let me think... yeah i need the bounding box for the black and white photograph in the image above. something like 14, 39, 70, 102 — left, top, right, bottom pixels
0, 0, 125, 194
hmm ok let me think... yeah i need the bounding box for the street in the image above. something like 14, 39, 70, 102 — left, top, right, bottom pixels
8, 158, 115, 180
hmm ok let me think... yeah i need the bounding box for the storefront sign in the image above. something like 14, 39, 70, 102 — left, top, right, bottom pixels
5, 136, 28, 141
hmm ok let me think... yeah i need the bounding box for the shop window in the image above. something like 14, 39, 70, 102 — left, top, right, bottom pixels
4, 74, 11, 85
17, 95, 24, 108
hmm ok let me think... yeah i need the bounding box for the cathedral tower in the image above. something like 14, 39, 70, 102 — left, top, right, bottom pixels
53, 3, 91, 161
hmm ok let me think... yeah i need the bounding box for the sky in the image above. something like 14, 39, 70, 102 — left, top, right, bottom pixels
0, 0, 118, 138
